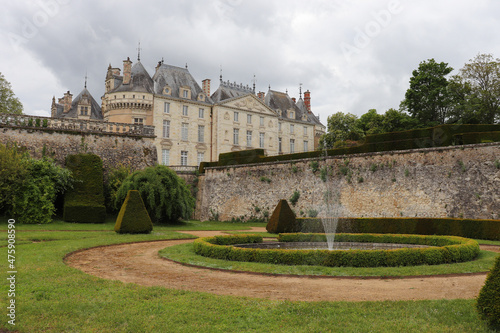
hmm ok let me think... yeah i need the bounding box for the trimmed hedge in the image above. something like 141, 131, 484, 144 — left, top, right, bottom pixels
63, 153, 106, 223
114, 190, 153, 234
266, 199, 298, 233
294, 217, 500, 241
477, 254, 500, 329
455, 131, 500, 144
199, 124, 500, 173
193, 233, 479, 268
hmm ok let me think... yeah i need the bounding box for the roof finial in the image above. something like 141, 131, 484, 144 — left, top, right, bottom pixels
286, 88, 288, 94
185, 63, 188, 69
220, 66, 223, 83
252, 74, 256, 93
84, 72, 87, 89
137, 41, 141, 61
299, 83, 303, 99
268, 84, 271, 90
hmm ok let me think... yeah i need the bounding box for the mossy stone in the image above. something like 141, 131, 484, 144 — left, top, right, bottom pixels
477, 255, 500, 329
266, 199, 298, 233
114, 190, 153, 234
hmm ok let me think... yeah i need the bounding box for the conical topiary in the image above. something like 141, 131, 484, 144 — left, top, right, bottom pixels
477, 254, 500, 330
266, 199, 297, 233
114, 190, 153, 234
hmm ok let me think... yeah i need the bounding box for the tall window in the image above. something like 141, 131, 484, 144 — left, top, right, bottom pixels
199, 108, 204, 118
164, 102, 170, 113
303, 140, 308, 152
180, 151, 188, 166
162, 120, 170, 138
161, 149, 170, 165
198, 125, 205, 142
234, 112, 239, 122
290, 124, 294, 134
246, 131, 252, 147
260, 116, 264, 126
259, 133, 265, 148
183, 90, 188, 98
182, 105, 188, 116
247, 114, 252, 124
290, 139, 295, 153
181, 123, 188, 141
233, 128, 239, 145
197, 152, 204, 166
304, 126, 308, 135
278, 137, 282, 153
278, 122, 282, 132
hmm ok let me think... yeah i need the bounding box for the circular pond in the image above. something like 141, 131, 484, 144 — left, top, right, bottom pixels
233, 241, 430, 251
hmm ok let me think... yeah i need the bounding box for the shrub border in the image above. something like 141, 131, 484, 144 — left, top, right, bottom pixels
193, 233, 480, 268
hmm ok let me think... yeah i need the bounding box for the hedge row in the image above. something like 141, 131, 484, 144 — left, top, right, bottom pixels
294, 217, 500, 240
193, 233, 479, 268
199, 124, 500, 173
455, 131, 500, 144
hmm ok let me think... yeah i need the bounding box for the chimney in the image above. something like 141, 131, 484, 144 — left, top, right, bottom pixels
292, 97, 296, 103
123, 57, 132, 85
257, 91, 265, 101
63, 91, 72, 113
304, 90, 311, 112
202, 79, 211, 96
51, 96, 56, 117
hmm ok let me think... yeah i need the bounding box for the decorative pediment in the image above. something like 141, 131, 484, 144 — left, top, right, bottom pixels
222, 95, 276, 116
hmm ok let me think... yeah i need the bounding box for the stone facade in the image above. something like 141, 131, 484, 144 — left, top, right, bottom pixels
195, 143, 500, 221
0, 114, 157, 173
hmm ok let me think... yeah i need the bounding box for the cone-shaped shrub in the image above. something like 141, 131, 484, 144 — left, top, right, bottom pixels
114, 190, 153, 234
477, 255, 500, 329
266, 199, 298, 233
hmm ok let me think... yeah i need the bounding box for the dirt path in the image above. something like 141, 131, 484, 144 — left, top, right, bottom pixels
64, 229, 499, 302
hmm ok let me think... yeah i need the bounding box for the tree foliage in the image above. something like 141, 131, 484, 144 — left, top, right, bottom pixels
402, 59, 454, 125
321, 112, 364, 149
104, 165, 132, 213
115, 165, 195, 224
0, 72, 23, 115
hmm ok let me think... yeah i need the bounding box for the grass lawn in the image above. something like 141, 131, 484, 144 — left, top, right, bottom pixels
0, 218, 496, 332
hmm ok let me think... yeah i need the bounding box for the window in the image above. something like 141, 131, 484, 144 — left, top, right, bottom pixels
182, 105, 188, 116
181, 123, 188, 141
278, 138, 282, 153
197, 152, 204, 166
246, 131, 252, 147
181, 151, 188, 166
303, 140, 308, 152
304, 126, 308, 135
247, 114, 252, 124
260, 116, 264, 126
278, 122, 282, 131
290, 139, 295, 153
259, 133, 265, 148
233, 128, 239, 145
164, 102, 170, 113
198, 125, 205, 142
142, 95, 145, 99
290, 111, 294, 118
134, 118, 143, 125
290, 124, 294, 134
80, 107, 88, 116
161, 149, 170, 165
199, 108, 204, 118
234, 112, 239, 122
183, 90, 188, 98
132, 95, 135, 99
162, 120, 170, 138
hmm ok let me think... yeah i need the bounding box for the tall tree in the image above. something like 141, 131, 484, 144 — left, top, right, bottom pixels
457, 53, 500, 124
320, 112, 364, 149
402, 59, 453, 125
0, 72, 23, 114
381, 108, 422, 132
358, 109, 384, 135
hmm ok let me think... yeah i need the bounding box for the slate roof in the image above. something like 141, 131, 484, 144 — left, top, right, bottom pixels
211, 80, 255, 103
152, 63, 212, 104
53, 88, 103, 120
265, 89, 324, 127
110, 61, 154, 94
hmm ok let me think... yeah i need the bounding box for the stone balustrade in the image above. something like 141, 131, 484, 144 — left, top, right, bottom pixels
0, 114, 155, 137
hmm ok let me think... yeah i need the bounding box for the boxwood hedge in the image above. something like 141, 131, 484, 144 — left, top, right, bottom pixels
193, 233, 479, 268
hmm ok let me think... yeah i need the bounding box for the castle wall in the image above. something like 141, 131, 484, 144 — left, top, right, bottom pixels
195, 143, 500, 221
0, 115, 157, 173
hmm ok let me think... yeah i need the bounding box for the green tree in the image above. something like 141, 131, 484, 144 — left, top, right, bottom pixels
0, 72, 23, 114
320, 112, 364, 149
0, 143, 27, 213
115, 165, 195, 224
358, 109, 384, 135
381, 108, 422, 132
402, 59, 453, 125
104, 165, 132, 213
457, 53, 500, 124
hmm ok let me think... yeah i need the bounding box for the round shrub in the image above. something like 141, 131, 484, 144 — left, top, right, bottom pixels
114, 190, 153, 234
115, 165, 195, 224
194, 233, 479, 268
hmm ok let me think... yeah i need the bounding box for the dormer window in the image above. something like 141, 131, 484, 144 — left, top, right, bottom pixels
290, 111, 294, 118
163, 87, 171, 95
198, 93, 205, 101
183, 90, 189, 98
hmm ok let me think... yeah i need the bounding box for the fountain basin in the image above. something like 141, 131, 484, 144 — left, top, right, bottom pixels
234, 241, 430, 251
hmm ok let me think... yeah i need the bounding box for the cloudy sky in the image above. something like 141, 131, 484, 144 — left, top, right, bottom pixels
1, 0, 500, 123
